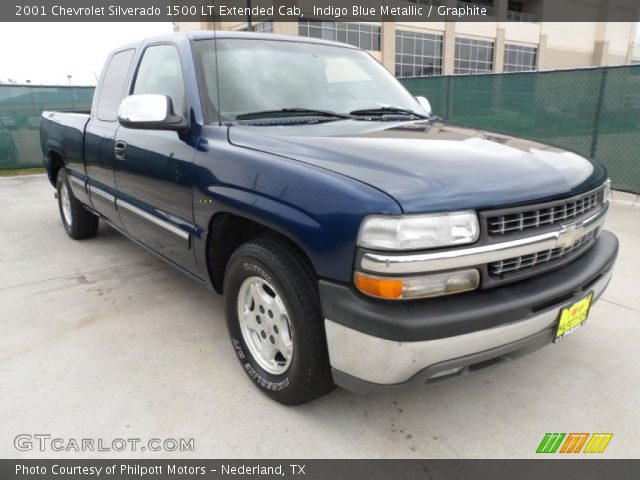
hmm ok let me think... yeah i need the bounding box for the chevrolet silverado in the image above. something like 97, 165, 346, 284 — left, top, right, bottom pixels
40, 32, 618, 405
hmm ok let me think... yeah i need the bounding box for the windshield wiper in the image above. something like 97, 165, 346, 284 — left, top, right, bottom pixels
349, 106, 427, 119
235, 108, 351, 121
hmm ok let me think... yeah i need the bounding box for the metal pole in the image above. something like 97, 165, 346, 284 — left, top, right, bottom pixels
590, 68, 608, 160
446, 75, 452, 120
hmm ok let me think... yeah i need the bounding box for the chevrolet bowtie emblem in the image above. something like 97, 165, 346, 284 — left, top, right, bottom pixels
557, 223, 585, 249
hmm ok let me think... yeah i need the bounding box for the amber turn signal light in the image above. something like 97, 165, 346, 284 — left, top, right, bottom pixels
354, 269, 480, 300
354, 272, 404, 299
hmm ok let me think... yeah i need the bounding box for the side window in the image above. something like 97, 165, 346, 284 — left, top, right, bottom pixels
96, 49, 135, 122
133, 45, 187, 116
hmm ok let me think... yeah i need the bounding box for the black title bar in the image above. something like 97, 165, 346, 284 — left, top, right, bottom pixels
4, 0, 640, 22
2, 459, 640, 480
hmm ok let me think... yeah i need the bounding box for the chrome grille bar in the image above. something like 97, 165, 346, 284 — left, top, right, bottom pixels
488, 191, 599, 235
489, 231, 595, 276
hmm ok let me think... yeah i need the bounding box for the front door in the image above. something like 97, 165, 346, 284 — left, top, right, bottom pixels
113, 43, 198, 273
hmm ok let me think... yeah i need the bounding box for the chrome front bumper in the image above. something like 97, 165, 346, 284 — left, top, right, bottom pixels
326, 270, 612, 392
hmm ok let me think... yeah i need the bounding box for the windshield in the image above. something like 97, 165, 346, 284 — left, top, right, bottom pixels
194, 38, 422, 122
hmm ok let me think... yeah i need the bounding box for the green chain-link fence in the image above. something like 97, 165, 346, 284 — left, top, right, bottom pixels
2, 70, 639, 194
401, 65, 640, 194
0, 85, 94, 170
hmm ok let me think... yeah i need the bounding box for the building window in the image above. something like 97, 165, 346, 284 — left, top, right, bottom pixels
507, 0, 523, 12
631, 59, 640, 65
457, 0, 494, 16
408, 0, 443, 5
252, 21, 273, 33
506, 1, 537, 22
240, 21, 273, 33
503, 44, 537, 72
298, 20, 381, 51
454, 37, 494, 74
395, 30, 443, 78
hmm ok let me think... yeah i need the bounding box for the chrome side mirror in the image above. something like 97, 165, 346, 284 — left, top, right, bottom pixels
118, 94, 187, 131
415, 96, 432, 116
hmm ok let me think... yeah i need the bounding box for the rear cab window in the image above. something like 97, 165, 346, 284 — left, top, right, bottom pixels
96, 49, 135, 122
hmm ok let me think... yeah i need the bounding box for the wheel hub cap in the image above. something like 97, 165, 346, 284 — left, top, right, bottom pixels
237, 276, 293, 375
60, 182, 72, 226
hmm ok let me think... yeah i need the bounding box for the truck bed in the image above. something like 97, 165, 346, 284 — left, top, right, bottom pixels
40, 111, 90, 185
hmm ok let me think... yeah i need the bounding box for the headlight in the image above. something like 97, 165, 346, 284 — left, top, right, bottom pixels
357, 211, 479, 250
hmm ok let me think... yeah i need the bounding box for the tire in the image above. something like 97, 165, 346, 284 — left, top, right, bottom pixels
223, 237, 335, 405
56, 169, 99, 240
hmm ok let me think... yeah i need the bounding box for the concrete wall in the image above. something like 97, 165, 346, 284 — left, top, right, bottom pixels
502, 21, 541, 44
537, 21, 638, 68
174, 21, 216, 32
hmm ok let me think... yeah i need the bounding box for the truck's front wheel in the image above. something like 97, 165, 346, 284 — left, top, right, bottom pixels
223, 238, 334, 405
56, 169, 99, 240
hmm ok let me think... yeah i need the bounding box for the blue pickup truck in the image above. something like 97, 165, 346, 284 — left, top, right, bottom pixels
40, 32, 618, 405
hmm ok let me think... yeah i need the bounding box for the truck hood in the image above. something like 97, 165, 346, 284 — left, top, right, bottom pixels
228, 120, 606, 213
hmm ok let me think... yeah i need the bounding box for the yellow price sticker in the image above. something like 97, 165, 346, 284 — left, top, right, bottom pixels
555, 292, 593, 341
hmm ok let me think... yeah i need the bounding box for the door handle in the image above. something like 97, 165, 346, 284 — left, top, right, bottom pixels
114, 141, 127, 160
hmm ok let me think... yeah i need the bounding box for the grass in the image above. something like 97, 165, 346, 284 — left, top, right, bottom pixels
0, 167, 46, 177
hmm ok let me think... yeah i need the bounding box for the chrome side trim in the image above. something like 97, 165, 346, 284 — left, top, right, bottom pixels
325, 270, 612, 386
116, 199, 190, 243
360, 205, 608, 275
68, 175, 85, 190
88, 185, 115, 206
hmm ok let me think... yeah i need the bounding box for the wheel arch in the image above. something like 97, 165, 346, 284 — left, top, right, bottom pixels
46, 149, 65, 186
205, 211, 319, 295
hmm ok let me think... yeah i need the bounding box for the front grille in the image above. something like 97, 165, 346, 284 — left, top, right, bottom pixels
489, 230, 596, 277
487, 190, 600, 236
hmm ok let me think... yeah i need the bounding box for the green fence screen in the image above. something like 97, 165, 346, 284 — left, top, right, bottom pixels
401, 65, 640, 194
0, 85, 94, 170
2, 69, 639, 194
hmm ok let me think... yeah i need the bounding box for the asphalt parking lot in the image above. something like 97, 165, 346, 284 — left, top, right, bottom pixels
1, 174, 639, 459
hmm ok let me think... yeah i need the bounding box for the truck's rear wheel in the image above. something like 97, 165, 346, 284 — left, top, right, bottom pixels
56, 169, 99, 240
223, 238, 334, 405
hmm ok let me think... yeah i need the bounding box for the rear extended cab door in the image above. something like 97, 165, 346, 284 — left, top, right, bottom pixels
84, 48, 136, 230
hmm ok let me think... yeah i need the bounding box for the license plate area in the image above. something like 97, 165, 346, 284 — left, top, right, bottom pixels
554, 291, 594, 342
